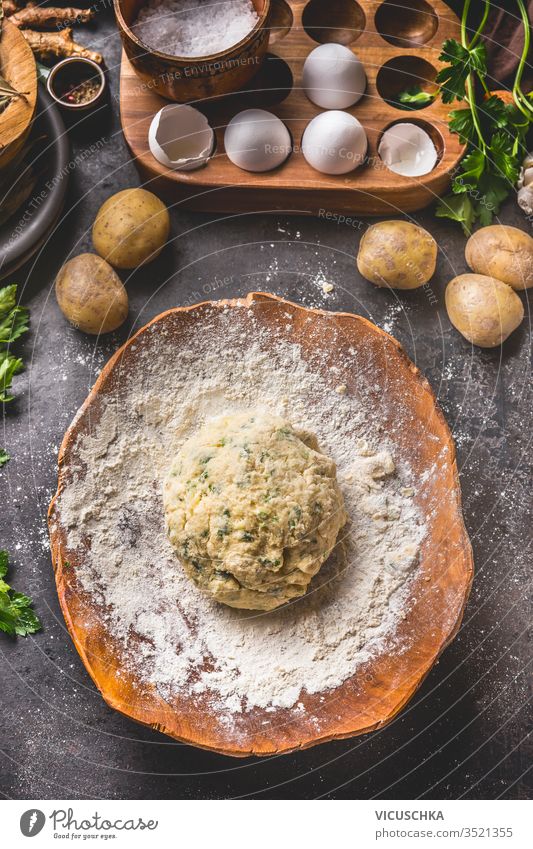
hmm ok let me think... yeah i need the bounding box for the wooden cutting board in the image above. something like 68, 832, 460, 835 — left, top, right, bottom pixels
49, 294, 474, 756
0, 19, 37, 172
119, 0, 465, 215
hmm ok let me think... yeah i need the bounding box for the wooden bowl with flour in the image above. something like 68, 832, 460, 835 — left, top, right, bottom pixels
114, 0, 271, 102
48, 293, 473, 756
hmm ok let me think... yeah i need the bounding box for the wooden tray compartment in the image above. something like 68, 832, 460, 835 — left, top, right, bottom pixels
120, 0, 465, 215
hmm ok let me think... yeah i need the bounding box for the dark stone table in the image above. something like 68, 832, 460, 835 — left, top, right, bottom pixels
1, 6, 531, 800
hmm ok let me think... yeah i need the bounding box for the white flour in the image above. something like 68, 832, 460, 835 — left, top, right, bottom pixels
134, 0, 259, 57
53, 304, 425, 716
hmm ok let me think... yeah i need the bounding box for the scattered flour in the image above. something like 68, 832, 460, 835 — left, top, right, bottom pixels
52, 303, 426, 718
133, 0, 259, 57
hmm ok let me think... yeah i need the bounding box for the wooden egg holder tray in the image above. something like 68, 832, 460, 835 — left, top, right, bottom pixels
119, 0, 464, 215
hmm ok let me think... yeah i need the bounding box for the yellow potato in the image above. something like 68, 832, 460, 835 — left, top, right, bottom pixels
55, 253, 128, 335
465, 225, 533, 290
357, 220, 437, 289
445, 273, 524, 348
93, 188, 169, 269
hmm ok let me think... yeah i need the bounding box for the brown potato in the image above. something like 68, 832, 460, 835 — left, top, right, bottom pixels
465, 225, 533, 290
357, 220, 437, 289
445, 273, 524, 348
93, 188, 170, 269
55, 253, 128, 335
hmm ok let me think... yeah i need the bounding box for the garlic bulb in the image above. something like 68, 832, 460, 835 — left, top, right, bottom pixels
517, 152, 533, 216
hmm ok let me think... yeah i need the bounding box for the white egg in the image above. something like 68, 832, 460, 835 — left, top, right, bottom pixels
224, 108, 291, 172
302, 111, 368, 175
378, 123, 438, 177
303, 43, 366, 110
148, 104, 214, 171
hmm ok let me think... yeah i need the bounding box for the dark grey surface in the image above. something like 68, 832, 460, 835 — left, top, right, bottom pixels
1, 6, 532, 800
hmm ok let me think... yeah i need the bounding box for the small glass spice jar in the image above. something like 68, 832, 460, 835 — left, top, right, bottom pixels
46, 57, 106, 114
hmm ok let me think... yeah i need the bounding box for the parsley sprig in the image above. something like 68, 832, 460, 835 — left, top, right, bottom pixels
395, 1, 532, 233
0, 283, 29, 464
392, 86, 435, 110
0, 550, 41, 637
0, 284, 29, 403
436, 0, 532, 232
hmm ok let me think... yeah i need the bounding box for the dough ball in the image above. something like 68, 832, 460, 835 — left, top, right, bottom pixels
163, 412, 348, 610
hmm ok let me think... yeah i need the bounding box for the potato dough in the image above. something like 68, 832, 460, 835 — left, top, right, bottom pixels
93, 188, 169, 269
357, 220, 437, 289
445, 273, 524, 348
465, 225, 533, 290
163, 412, 348, 610
55, 253, 128, 335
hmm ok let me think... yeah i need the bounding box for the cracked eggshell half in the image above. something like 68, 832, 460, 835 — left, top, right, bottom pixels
148, 104, 215, 171
224, 109, 292, 172
303, 43, 366, 110
378, 123, 438, 178
302, 111, 367, 176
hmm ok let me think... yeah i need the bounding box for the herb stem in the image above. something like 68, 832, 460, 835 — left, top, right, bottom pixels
461, 0, 486, 153
469, 0, 490, 48
466, 75, 487, 152
460, 0, 471, 46
513, 0, 533, 119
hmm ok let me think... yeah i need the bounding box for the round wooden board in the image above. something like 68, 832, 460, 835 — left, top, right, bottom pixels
0, 19, 37, 172
48, 293, 473, 757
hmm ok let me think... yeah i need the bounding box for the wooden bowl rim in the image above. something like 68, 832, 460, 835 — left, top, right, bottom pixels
48, 292, 474, 757
114, 0, 271, 64
0, 19, 37, 151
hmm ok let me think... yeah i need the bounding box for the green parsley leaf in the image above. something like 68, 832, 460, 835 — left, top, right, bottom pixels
393, 85, 435, 110
502, 102, 530, 134
476, 171, 510, 226
489, 131, 521, 184
435, 193, 475, 235
0, 284, 29, 404
13, 606, 42, 636
0, 604, 19, 635
481, 96, 511, 131
448, 107, 475, 144
436, 39, 487, 103
0, 349, 24, 403
0, 550, 42, 637
0, 285, 17, 317
452, 149, 485, 192
0, 449, 9, 467
0, 305, 29, 344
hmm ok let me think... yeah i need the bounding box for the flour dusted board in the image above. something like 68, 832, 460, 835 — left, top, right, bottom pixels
119, 0, 465, 215
49, 295, 473, 756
